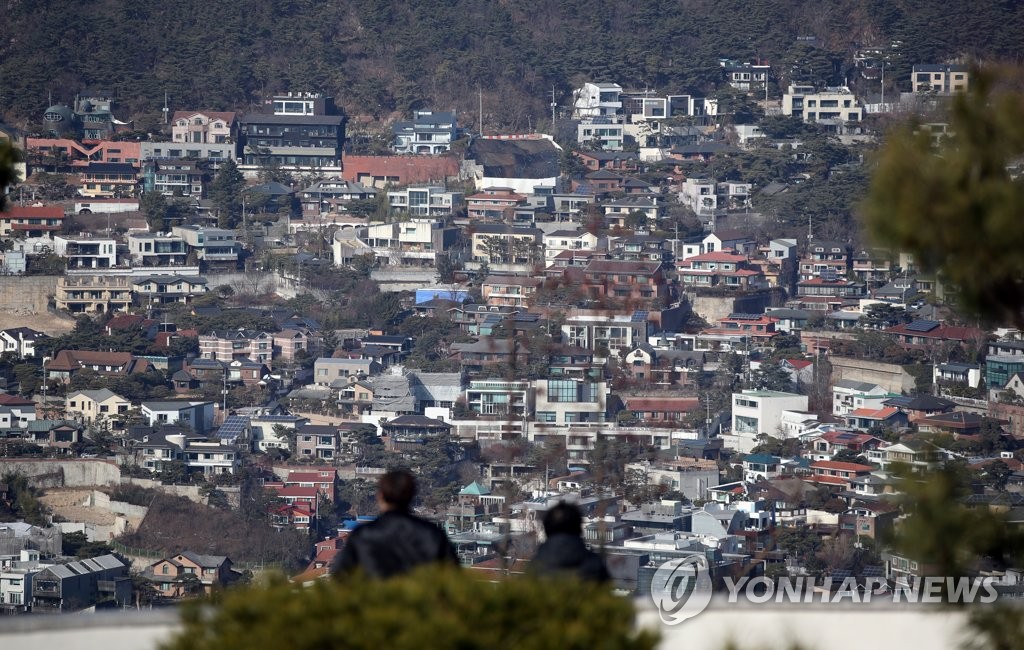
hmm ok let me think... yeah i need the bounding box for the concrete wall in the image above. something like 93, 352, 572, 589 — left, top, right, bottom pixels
86, 490, 150, 519
0, 275, 58, 314
830, 356, 917, 394
371, 267, 437, 292
119, 478, 203, 503
0, 459, 121, 488
687, 289, 782, 326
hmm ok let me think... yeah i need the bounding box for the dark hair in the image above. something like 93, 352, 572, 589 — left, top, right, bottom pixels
378, 469, 416, 510
543, 502, 583, 537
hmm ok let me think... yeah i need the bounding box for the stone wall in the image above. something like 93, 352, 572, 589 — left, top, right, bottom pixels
0, 459, 121, 487
0, 275, 58, 314
687, 289, 783, 326
830, 356, 917, 394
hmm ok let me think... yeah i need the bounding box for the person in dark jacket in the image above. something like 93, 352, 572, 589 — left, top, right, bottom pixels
334, 469, 458, 579
531, 502, 611, 582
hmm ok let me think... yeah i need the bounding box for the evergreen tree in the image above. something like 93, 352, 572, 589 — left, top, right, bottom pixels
210, 159, 245, 229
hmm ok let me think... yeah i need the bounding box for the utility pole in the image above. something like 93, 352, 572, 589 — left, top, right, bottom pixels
478, 86, 483, 137
550, 86, 557, 135
880, 61, 885, 109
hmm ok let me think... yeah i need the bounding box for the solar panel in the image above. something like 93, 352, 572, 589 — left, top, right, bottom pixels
830, 569, 853, 580
631, 310, 649, 322
217, 415, 249, 440
905, 320, 940, 332
861, 565, 885, 578
728, 313, 763, 320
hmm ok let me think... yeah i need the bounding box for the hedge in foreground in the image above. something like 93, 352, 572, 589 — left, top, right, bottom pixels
162, 566, 659, 650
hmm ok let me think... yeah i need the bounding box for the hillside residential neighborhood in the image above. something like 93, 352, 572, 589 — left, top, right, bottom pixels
1, 38, 1023, 631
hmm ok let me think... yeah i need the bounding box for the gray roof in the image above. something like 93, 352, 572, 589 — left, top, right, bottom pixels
833, 379, 882, 392
69, 388, 123, 402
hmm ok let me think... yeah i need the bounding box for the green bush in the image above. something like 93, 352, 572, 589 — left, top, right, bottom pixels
162, 566, 659, 650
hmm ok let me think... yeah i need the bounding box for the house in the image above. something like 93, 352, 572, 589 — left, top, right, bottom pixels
387, 186, 463, 219
360, 218, 460, 267
542, 230, 601, 261
298, 178, 376, 216
782, 85, 862, 123
742, 454, 783, 482
572, 82, 623, 119
727, 390, 809, 454
678, 250, 767, 291
839, 502, 898, 541
602, 197, 662, 227
702, 229, 757, 256
383, 414, 452, 448
806, 430, 884, 462
294, 425, 344, 462
621, 396, 699, 425
314, 357, 381, 387
55, 275, 133, 314
172, 225, 241, 266
341, 155, 460, 189
933, 362, 983, 390
249, 414, 308, 452
199, 329, 273, 366
240, 92, 346, 174
143, 551, 238, 598
622, 345, 704, 387
915, 411, 987, 436
844, 406, 907, 431
531, 377, 608, 427
481, 275, 542, 308
127, 232, 189, 267
832, 380, 890, 416
170, 111, 237, 146
469, 224, 542, 266
0, 328, 46, 359
578, 259, 667, 304
46, 350, 152, 383
0, 394, 36, 428
132, 275, 209, 305
449, 338, 528, 375
31, 555, 130, 612
284, 468, 339, 501
875, 439, 940, 471
577, 117, 624, 151
912, 64, 970, 94
884, 320, 985, 352
64, 389, 131, 425
78, 162, 138, 199
142, 159, 210, 197
575, 150, 639, 172
273, 328, 318, 363
392, 110, 457, 155
883, 394, 956, 423
0, 205, 65, 238
52, 236, 118, 269
24, 420, 81, 453
140, 400, 215, 434
806, 460, 874, 490
562, 313, 648, 356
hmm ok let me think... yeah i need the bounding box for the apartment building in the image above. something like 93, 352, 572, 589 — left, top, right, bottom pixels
52, 236, 118, 269
388, 186, 463, 218
199, 329, 273, 366
911, 64, 970, 94
783, 85, 862, 123
55, 275, 132, 313
240, 92, 346, 173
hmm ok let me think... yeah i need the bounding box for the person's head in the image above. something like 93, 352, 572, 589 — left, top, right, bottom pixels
377, 469, 416, 512
543, 501, 583, 537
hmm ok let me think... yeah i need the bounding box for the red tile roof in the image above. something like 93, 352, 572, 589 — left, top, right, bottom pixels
811, 460, 875, 473
341, 155, 460, 185
623, 397, 700, 412
848, 407, 900, 420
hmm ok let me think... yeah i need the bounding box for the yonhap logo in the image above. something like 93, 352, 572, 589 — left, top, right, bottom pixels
650, 555, 713, 625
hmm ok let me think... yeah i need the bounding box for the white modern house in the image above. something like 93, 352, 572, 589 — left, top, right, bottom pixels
139, 400, 215, 435
727, 390, 809, 454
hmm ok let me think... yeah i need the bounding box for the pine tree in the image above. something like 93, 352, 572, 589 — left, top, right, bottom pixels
210, 159, 245, 229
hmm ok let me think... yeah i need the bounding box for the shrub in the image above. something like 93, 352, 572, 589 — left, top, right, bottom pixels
163, 566, 658, 650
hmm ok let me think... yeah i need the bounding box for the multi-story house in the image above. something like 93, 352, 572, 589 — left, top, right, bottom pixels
562, 313, 647, 356
832, 380, 890, 416
542, 230, 601, 261
700, 313, 779, 346
572, 82, 623, 119
132, 275, 208, 306
78, 162, 138, 198
806, 460, 874, 490
139, 140, 236, 166
140, 401, 215, 435
387, 186, 463, 219
144, 551, 237, 598
795, 278, 865, 303
465, 379, 533, 419
314, 357, 381, 387
465, 187, 529, 221
449, 338, 529, 375
0, 550, 50, 613
172, 225, 241, 266
678, 250, 767, 291
911, 64, 970, 94
64, 388, 130, 425
171, 111, 237, 145
0, 205, 65, 238
294, 425, 343, 462
360, 218, 459, 267
577, 117, 624, 151
679, 178, 752, 216
602, 197, 661, 228
52, 236, 118, 269
721, 59, 771, 91
727, 390, 809, 454
142, 159, 209, 197
46, 350, 151, 383
273, 328, 318, 363
0, 327, 46, 359
575, 150, 639, 172
799, 240, 851, 281
531, 377, 608, 426
240, 92, 346, 174
199, 329, 273, 366
392, 110, 457, 155
470, 225, 542, 266
783, 85, 862, 123
31, 555, 130, 613
127, 232, 189, 266
299, 179, 376, 217
480, 275, 542, 308
579, 259, 667, 305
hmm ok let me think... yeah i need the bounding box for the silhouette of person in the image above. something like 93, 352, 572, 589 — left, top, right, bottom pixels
334, 469, 458, 579
531, 502, 611, 582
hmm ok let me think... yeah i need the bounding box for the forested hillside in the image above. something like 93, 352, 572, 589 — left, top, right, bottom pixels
2, 0, 1023, 129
